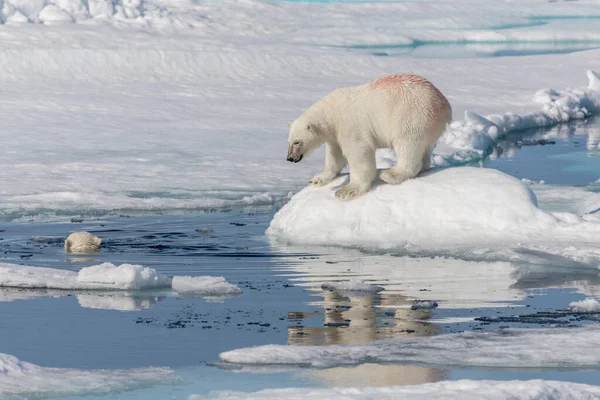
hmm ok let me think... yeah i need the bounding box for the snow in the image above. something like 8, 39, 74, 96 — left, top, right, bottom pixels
0, 352, 178, 398
569, 298, 600, 312
321, 280, 384, 294
220, 325, 600, 368
0, 0, 599, 220
203, 380, 600, 400
77, 263, 170, 290
267, 167, 600, 264
0, 262, 241, 296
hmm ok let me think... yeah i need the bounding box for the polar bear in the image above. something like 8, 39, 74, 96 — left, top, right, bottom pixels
287, 74, 452, 200
64, 231, 102, 254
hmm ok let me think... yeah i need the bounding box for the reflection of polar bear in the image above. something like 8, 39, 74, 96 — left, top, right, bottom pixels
287, 74, 452, 200
64, 232, 102, 254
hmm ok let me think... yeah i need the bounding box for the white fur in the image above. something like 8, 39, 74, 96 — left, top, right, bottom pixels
64, 231, 102, 254
287, 74, 452, 200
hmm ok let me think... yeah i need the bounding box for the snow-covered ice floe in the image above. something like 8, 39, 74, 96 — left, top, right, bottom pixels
569, 298, 600, 312
220, 325, 600, 368
267, 167, 600, 266
0, 352, 179, 398
0, 262, 241, 296
201, 380, 600, 400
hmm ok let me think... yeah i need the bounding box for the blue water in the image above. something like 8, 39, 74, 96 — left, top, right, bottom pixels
0, 118, 599, 399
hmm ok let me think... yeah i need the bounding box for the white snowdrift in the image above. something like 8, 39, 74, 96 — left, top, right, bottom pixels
267, 167, 600, 263
203, 380, 600, 400
0, 352, 178, 398
569, 298, 600, 312
0, 262, 241, 295
220, 325, 600, 368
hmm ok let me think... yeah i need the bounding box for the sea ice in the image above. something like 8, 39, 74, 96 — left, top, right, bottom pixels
77, 263, 170, 290
0, 352, 179, 398
202, 380, 600, 400
0, 262, 241, 295
220, 325, 600, 368
267, 167, 600, 265
568, 298, 600, 312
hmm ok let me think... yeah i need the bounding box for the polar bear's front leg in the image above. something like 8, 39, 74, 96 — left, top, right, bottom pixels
335, 148, 376, 201
309, 142, 347, 186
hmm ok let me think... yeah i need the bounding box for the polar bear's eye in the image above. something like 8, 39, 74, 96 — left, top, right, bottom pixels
293, 141, 301, 145
306, 124, 311, 131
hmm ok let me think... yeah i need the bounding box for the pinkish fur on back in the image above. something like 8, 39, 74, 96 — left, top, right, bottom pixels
371, 74, 432, 90
371, 74, 452, 126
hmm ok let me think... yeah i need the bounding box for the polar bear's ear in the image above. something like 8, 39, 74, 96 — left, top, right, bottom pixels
286, 120, 293, 127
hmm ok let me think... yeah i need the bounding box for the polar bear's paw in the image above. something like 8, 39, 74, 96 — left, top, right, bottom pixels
309, 172, 335, 187
380, 168, 410, 185
335, 184, 365, 201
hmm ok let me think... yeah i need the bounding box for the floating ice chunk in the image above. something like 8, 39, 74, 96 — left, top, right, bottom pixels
77, 263, 170, 290
0, 263, 240, 297
569, 298, 600, 312
172, 276, 242, 296
268, 167, 600, 262
220, 325, 600, 368
0, 352, 178, 398
321, 279, 384, 293
203, 380, 600, 400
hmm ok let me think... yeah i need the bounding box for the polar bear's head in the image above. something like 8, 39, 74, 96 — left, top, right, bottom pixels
64, 231, 102, 254
287, 117, 325, 163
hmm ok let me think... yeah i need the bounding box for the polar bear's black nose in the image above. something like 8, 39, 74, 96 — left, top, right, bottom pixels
287, 157, 294, 162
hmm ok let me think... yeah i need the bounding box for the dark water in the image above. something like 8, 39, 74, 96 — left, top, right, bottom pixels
0, 118, 599, 399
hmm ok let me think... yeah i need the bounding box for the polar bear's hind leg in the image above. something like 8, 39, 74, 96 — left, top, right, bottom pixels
380, 138, 425, 184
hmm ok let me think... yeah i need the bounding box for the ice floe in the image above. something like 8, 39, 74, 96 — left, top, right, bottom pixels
220, 325, 600, 368
569, 298, 600, 312
202, 380, 600, 400
0, 352, 179, 398
0, 262, 241, 296
267, 167, 600, 265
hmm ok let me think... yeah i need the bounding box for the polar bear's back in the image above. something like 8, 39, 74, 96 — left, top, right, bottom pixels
343, 74, 452, 146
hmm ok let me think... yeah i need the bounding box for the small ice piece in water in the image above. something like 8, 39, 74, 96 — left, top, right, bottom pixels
568, 298, 600, 312
172, 276, 242, 296
411, 300, 438, 310
321, 279, 384, 293
77, 263, 170, 290
64, 232, 102, 254
195, 227, 214, 234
